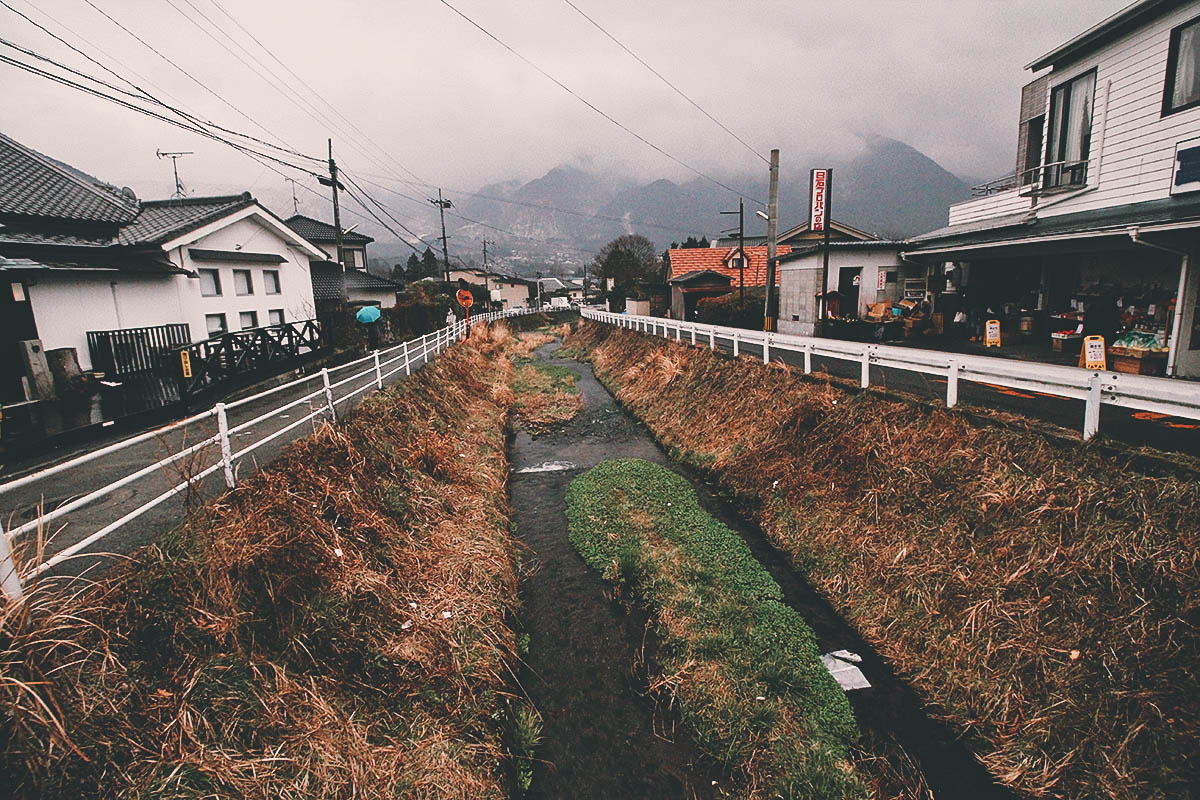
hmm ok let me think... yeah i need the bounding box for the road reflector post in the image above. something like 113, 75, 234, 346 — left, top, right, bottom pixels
321, 368, 336, 422
215, 402, 235, 489
1084, 373, 1102, 440
0, 526, 24, 602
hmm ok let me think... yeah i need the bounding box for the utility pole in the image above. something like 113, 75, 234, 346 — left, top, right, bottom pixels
720, 198, 746, 304
482, 238, 491, 306
156, 149, 192, 199
429, 190, 453, 292
285, 177, 300, 215
763, 148, 780, 332
319, 138, 345, 269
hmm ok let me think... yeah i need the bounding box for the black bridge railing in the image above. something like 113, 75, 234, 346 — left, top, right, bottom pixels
87, 323, 192, 377
173, 318, 323, 397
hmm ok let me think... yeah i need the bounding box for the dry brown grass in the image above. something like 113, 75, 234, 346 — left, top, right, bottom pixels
567, 321, 1200, 800
512, 360, 582, 432
1, 324, 525, 799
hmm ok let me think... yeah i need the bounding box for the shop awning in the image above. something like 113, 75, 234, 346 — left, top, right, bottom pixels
904, 196, 1200, 260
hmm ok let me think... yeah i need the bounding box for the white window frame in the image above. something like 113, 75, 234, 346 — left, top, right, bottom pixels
239, 310, 259, 330
233, 269, 254, 296
199, 268, 222, 297
268, 308, 285, 326
264, 269, 281, 295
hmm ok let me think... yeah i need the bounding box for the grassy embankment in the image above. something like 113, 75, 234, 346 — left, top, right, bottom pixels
564, 321, 1200, 800
1, 324, 534, 799
567, 459, 865, 799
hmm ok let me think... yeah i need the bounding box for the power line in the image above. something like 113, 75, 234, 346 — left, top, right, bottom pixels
339, 167, 441, 252
0, 48, 324, 177
76, 0, 312, 159
434, 0, 763, 204
560, 0, 768, 166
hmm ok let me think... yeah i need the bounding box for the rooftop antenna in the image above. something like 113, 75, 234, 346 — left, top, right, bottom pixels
284, 176, 300, 215
156, 149, 192, 199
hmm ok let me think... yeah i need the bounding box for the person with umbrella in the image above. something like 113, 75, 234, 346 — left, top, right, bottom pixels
356, 304, 382, 350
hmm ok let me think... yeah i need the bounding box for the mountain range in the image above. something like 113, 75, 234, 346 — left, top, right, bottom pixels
372, 136, 973, 274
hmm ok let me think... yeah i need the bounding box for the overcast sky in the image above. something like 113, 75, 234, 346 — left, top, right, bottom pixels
1, 0, 1132, 233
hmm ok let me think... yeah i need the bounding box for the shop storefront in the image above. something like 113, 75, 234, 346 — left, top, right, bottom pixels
905, 198, 1200, 378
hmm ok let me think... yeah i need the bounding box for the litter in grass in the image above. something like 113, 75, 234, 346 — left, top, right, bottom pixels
822, 651, 871, 690
516, 460, 578, 473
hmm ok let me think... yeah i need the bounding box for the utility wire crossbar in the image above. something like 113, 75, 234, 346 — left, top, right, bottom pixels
0, 309, 536, 601
581, 308, 1200, 444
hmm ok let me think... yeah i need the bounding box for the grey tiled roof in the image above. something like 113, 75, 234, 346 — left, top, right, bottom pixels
0, 131, 139, 224
119, 193, 255, 246
309, 260, 346, 301
344, 269, 399, 291
284, 214, 374, 245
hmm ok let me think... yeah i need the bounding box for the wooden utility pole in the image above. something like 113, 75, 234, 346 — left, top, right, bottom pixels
763, 148, 780, 331
482, 238, 491, 304
429, 190, 453, 292
327, 139, 344, 269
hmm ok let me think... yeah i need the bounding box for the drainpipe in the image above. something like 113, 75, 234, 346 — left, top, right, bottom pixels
1129, 228, 1189, 377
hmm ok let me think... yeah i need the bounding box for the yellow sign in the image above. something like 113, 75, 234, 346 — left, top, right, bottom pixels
1083, 335, 1107, 370
179, 350, 192, 379
985, 319, 1001, 348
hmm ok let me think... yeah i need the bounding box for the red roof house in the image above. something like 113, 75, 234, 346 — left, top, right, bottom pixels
666, 245, 792, 288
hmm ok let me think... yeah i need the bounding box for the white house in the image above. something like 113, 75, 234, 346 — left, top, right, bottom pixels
0, 130, 325, 400
905, 0, 1200, 377
777, 241, 914, 336
284, 215, 399, 309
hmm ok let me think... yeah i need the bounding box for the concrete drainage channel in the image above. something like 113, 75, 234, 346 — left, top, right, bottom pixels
508, 338, 1017, 798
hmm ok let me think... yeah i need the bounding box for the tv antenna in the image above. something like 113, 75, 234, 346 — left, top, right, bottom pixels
156, 149, 192, 198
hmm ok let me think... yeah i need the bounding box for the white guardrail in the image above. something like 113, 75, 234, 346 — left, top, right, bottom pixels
0, 308, 539, 600
582, 307, 1200, 442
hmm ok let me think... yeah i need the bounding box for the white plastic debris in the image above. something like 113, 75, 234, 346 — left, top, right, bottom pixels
441, 611, 453, 619
515, 461, 577, 474
401, 620, 412, 630
821, 651, 871, 690
333, 547, 343, 558
409, 602, 418, 609
755, 696, 766, 701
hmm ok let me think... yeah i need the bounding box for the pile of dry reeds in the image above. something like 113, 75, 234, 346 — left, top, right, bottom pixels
2, 324, 523, 799
567, 321, 1200, 800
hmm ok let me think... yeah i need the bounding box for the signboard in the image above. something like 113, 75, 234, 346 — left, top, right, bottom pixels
456, 288, 473, 309
877, 270, 886, 291
1083, 335, 1107, 370
985, 319, 1001, 348
809, 168, 830, 232
1172, 136, 1200, 195
179, 350, 193, 379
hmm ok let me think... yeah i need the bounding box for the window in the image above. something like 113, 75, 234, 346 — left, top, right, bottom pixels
205, 313, 227, 337
342, 249, 357, 269
199, 268, 222, 296
268, 309, 284, 326
1045, 70, 1096, 189
1165, 16, 1200, 115
239, 311, 259, 330
233, 269, 253, 295
1020, 115, 1045, 185
264, 269, 281, 294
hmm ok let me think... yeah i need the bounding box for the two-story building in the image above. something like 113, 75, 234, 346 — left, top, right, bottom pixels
284, 214, 400, 310
447, 267, 534, 309
905, 0, 1200, 378
0, 130, 325, 401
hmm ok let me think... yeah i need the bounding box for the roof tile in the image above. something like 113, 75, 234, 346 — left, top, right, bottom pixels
666, 245, 791, 287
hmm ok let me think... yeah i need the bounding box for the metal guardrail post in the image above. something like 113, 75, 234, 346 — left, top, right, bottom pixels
733, 331, 739, 357
804, 342, 812, 374
373, 350, 383, 389
1084, 373, 1102, 441
321, 367, 336, 422
860, 350, 871, 388
0, 528, 23, 601
403, 340, 411, 376
709, 329, 715, 350
946, 360, 959, 408
764, 335, 770, 364
675, 324, 681, 342
215, 402, 235, 489
691, 325, 696, 345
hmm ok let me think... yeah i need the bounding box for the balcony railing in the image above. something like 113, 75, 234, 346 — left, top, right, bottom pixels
87, 323, 192, 377
970, 174, 1018, 196
173, 318, 323, 397
1019, 159, 1089, 196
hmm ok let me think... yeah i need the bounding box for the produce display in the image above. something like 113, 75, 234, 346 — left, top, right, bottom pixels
1111, 330, 1167, 353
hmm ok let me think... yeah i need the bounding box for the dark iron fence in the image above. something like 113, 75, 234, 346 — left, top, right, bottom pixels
87, 323, 192, 377
173, 318, 323, 398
